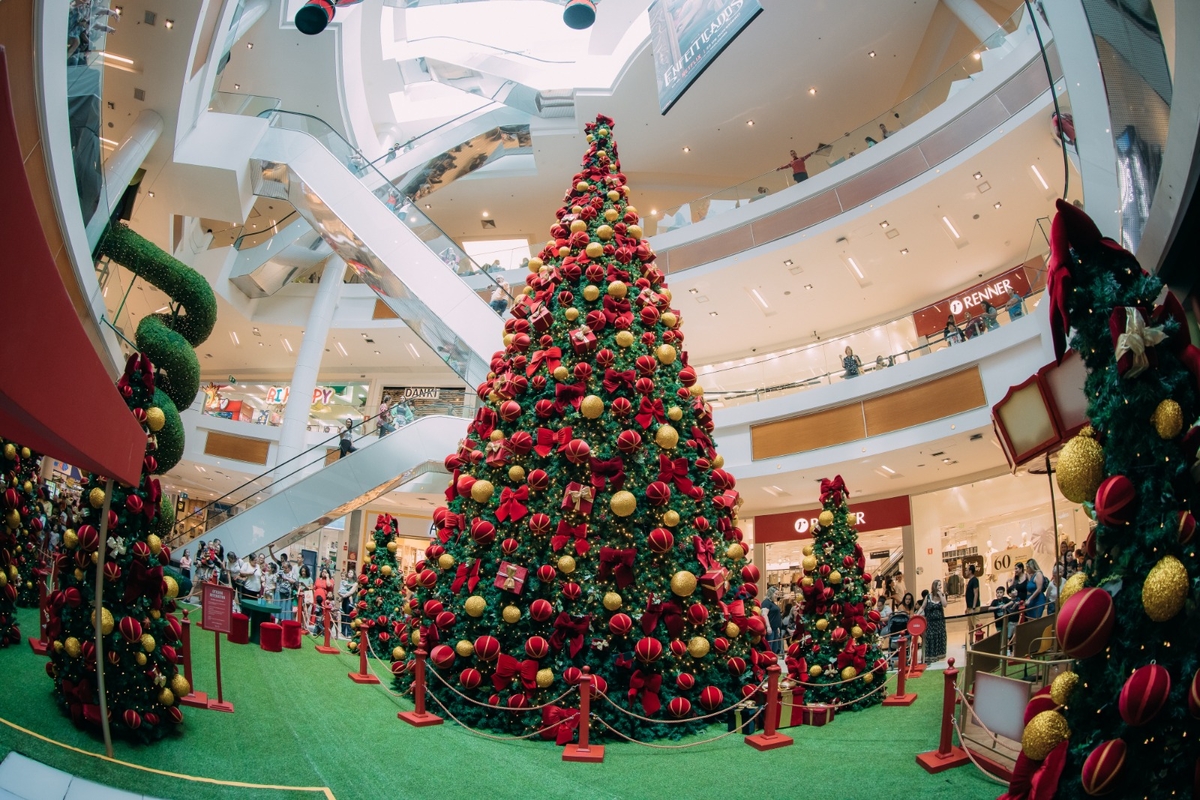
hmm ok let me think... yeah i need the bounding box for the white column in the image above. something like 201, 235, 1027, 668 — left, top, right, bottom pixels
102, 110, 164, 218
277, 256, 344, 465
943, 0, 1006, 45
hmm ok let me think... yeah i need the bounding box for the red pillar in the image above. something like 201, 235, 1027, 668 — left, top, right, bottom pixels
908, 632, 927, 677
563, 666, 604, 762
884, 635, 918, 706
745, 663, 794, 750
178, 609, 209, 708
916, 658, 970, 772
347, 622, 380, 684
398, 648, 443, 727
27, 567, 48, 655
315, 602, 339, 654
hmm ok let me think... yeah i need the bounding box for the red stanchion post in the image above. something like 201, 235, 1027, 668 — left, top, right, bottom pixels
908, 632, 926, 677
563, 666, 605, 763
883, 635, 918, 706
27, 567, 49, 655
745, 663, 794, 750
347, 622, 380, 684
398, 647, 444, 727
916, 657, 969, 773
315, 602, 339, 655
178, 609, 209, 708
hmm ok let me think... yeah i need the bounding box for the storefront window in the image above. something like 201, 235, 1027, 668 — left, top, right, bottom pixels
200, 382, 370, 430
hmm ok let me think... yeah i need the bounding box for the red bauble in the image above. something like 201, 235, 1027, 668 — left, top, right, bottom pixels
687, 603, 708, 625
634, 638, 663, 663
501, 537, 520, 555
699, 686, 724, 711
425, 544, 445, 559
119, 616, 143, 643
1119, 664, 1170, 726
77, 525, 99, 551
536, 564, 557, 584
609, 613, 633, 636
528, 599, 553, 623
677, 673, 695, 691
746, 616, 766, 636
123, 709, 142, 729
596, 348, 615, 367
1190, 669, 1200, 718
499, 400, 522, 422
564, 439, 591, 465
423, 600, 443, 618
167, 707, 183, 724
646, 481, 671, 505
525, 636, 550, 659
573, 362, 593, 381
669, 638, 687, 658
456, 475, 477, 498
742, 582, 760, 598
711, 469, 735, 491
527, 469, 550, 492
404, 573, 418, 589
436, 611, 456, 629
528, 513, 552, 536
1179, 511, 1196, 545
470, 519, 496, 546
509, 430, 533, 455
1081, 739, 1126, 796
647, 528, 674, 554
1095, 475, 1136, 525
635, 355, 657, 375
667, 697, 692, 718
564, 667, 582, 685
611, 397, 633, 418
390, 661, 407, 676
104, 562, 121, 582
473, 636, 500, 661
535, 399, 557, 418
488, 694, 501, 706
562, 582, 582, 600
418, 569, 438, 588
1055, 588, 1115, 658
635, 377, 655, 395
430, 644, 456, 669
460, 668, 482, 690
741, 564, 760, 583
713, 637, 729, 653
508, 694, 529, 709
616, 429, 642, 453
726, 657, 746, 676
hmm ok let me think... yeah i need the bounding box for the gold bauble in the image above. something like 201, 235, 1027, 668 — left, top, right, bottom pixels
667, 406, 683, 422
660, 312, 678, 328
851, 626, 863, 639
726, 543, 745, 561
809, 665, 823, 678
656, 345, 677, 365
1059, 572, 1086, 607
602, 592, 622, 611
503, 334, 514, 347
393, 646, 407, 660
365, 540, 377, 552
135, 652, 147, 666
502, 605, 521, 624
64, 637, 82, 658
163, 576, 179, 600
607, 280, 627, 298
596, 225, 614, 241
583, 285, 601, 302
171, 674, 191, 698
19, 447, 30, 458
150, 609, 161, 620
687, 636, 710, 658
570, 219, 588, 233
628, 225, 643, 240
89, 487, 107, 509
575, 181, 590, 193
410, 630, 421, 645
380, 565, 393, 577
654, 425, 679, 449
1143, 555, 1188, 622
1050, 671, 1079, 706
586, 242, 604, 259
488, 392, 501, 404
536, 668, 554, 688
1152, 399, 1184, 439
815, 619, 829, 632
465, 596, 486, 617
581, 395, 604, 419
671, 570, 697, 597
818, 510, 834, 528
802, 556, 818, 572
841, 666, 858, 681
146, 406, 166, 432
508, 465, 526, 483
52, 640, 63, 654
63, 529, 78, 549
604, 208, 619, 222
93, 608, 115, 635
490, 429, 505, 442
571, 205, 583, 214
348, 640, 359, 652
2, 444, 14, 460
663, 510, 680, 527
387, 540, 399, 553
528, 257, 543, 271
615, 330, 635, 348
802, 544, 814, 556
659, 288, 672, 302
0, 573, 5, 588
828, 571, 843, 585
846, 513, 856, 527
1022, 711, 1071, 760
606, 190, 620, 201
1056, 427, 1105, 504
689, 384, 704, 397
610, 490, 636, 517
565, 308, 580, 322
141, 634, 156, 653
553, 366, 570, 381
471, 479, 495, 504
438, 553, 455, 570
74, 569, 84, 581
558, 555, 577, 574
158, 688, 176, 707
725, 622, 741, 638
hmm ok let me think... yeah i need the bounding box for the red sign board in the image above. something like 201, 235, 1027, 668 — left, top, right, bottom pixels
911, 261, 1040, 339
756, 495, 912, 544
200, 583, 234, 635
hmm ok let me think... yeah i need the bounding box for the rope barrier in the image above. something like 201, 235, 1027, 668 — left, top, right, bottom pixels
592, 706, 766, 749
786, 659, 888, 688
590, 675, 769, 725
358, 635, 414, 699
423, 688, 578, 742
950, 716, 1012, 785
424, 664, 576, 711
777, 679, 889, 710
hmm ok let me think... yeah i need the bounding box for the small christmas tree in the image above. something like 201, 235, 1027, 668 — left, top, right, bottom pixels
0, 439, 31, 647
8, 444, 47, 608
351, 514, 408, 660
395, 115, 773, 742
998, 202, 1200, 797
789, 476, 886, 710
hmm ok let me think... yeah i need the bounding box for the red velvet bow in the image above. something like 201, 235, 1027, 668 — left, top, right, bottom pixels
819, 475, 848, 505
641, 598, 684, 639
836, 642, 868, 673
541, 705, 579, 746
720, 599, 750, 632
689, 426, 714, 457
144, 478, 161, 520
589, 456, 626, 491
452, 559, 480, 594
438, 512, 464, 543
658, 455, 695, 495
598, 547, 636, 588
493, 654, 539, 691
785, 657, 808, 682
124, 561, 163, 606
550, 613, 592, 657
445, 468, 460, 503
535, 426, 573, 457
628, 670, 662, 715
62, 678, 94, 706
123, 352, 155, 389
636, 397, 666, 429
471, 407, 498, 439
603, 369, 637, 393
551, 521, 590, 556
692, 536, 716, 570
496, 486, 529, 523
556, 381, 587, 411
527, 347, 562, 377
998, 743, 1068, 800
420, 622, 440, 646
606, 263, 631, 283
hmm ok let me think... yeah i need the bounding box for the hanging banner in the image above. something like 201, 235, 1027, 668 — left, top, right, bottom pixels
648, 0, 763, 114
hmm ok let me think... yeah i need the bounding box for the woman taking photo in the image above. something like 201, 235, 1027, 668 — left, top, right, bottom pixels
923, 580, 948, 662
1024, 558, 1048, 618
888, 593, 914, 653
312, 568, 336, 634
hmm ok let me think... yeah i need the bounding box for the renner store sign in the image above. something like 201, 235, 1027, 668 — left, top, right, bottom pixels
911, 261, 1039, 338
755, 495, 912, 544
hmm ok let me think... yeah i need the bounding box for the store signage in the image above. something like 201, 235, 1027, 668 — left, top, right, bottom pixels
990, 546, 1035, 575
869, 550, 891, 559
397, 387, 440, 400
312, 387, 335, 405
266, 386, 290, 405
200, 583, 234, 634
648, 0, 763, 114
755, 495, 912, 544
911, 263, 1035, 339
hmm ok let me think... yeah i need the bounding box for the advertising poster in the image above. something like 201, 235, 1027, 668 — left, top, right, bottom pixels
648, 0, 763, 114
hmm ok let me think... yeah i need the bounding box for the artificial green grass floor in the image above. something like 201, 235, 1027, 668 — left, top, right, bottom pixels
0, 606, 1002, 800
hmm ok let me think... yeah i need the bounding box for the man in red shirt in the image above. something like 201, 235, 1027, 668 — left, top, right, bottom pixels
777, 148, 817, 183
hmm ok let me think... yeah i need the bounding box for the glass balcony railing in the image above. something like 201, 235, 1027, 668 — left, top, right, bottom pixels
208, 90, 281, 119
653, 4, 1034, 236
698, 219, 1051, 408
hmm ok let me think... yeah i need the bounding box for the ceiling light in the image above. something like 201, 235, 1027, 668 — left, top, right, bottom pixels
252, 327, 260, 335
229, 331, 240, 345
1031, 164, 1049, 190
804, 283, 813, 290
405, 342, 420, 359
481, 211, 489, 218
424, 204, 431, 209
335, 342, 347, 357
900, 248, 909, 255
847, 257, 864, 279
808, 87, 817, 95
709, 311, 719, 317
281, 337, 293, 353
973, 172, 983, 180
879, 220, 889, 228
942, 216, 961, 239
164, 19, 174, 28
972, 51, 981, 60
195, 465, 206, 473
682, 146, 691, 153
746, 120, 754, 126
233, 84, 240, 90
257, 342, 264, 347
977, 181, 991, 192
147, 191, 155, 197
783, 259, 793, 267
374, 350, 380, 355
880, 465, 895, 475
99, 136, 118, 147
247, 42, 254, 49
993, 202, 1002, 209
749, 288, 769, 310
100, 52, 134, 64
688, 288, 698, 294
868, 50, 876, 58
942, 457, 952, 463
650, 208, 657, 215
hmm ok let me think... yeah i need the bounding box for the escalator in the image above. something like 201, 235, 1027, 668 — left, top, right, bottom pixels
171, 414, 466, 561
248, 110, 514, 386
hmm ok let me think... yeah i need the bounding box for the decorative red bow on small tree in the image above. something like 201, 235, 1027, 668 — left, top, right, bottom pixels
535, 426, 574, 457
493, 654, 539, 691
997, 743, 1067, 800
658, 455, 695, 495
628, 670, 663, 714
451, 559, 480, 594
556, 381, 587, 410
692, 536, 716, 570
642, 597, 684, 638
589, 456, 626, 491
471, 407, 498, 439
819, 475, 848, 505
527, 347, 561, 377
603, 368, 636, 393
540, 705, 579, 745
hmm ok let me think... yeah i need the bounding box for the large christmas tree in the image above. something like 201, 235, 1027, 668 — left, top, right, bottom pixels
396, 115, 772, 741
351, 513, 408, 659
1000, 200, 1200, 798
9, 443, 47, 608
0, 439, 33, 646
788, 476, 886, 710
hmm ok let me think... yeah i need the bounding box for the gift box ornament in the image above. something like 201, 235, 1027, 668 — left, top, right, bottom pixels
530, 303, 553, 333
494, 561, 528, 595
802, 704, 836, 726
561, 482, 595, 516
700, 567, 729, 602
569, 328, 598, 355
727, 703, 758, 734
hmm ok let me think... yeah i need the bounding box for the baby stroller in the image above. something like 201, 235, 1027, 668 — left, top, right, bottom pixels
886, 610, 910, 663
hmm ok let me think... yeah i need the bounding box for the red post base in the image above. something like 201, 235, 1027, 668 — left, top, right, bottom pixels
207, 699, 235, 713
562, 744, 605, 763
27, 637, 48, 655
916, 746, 970, 773
745, 731, 794, 751
883, 693, 918, 706
315, 644, 340, 654
397, 710, 443, 727
180, 691, 209, 709
348, 671, 380, 684
909, 664, 927, 678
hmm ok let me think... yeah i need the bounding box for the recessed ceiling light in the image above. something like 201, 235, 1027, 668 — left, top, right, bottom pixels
481, 210, 489, 218
847, 257, 864, 279
247, 42, 254, 49
281, 337, 293, 353
808, 87, 817, 95
147, 191, 154, 197
746, 120, 754, 126
879, 221, 889, 228
335, 342, 347, 357
252, 327, 260, 335
900, 248, 909, 255
783, 259, 793, 267
994, 202, 1002, 209
880, 465, 895, 474
229, 331, 240, 345
973, 172, 983, 180
405, 342, 420, 359
973, 52, 981, 60
374, 350, 380, 355
709, 311, 719, 316
688, 288, 698, 294
424, 204, 431, 209
101, 52, 134, 64
164, 19, 174, 28
650, 208, 657, 215
804, 283, 814, 290
682, 146, 691, 153
233, 84, 240, 90
749, 288, 769, 310
942, 216, 961, 239
1031, 164, 1049, 190
257, 342, 264, 347
868, 50, 876, 58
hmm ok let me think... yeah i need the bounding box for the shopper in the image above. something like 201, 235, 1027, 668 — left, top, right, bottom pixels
312, 568, 335, 634
1008, 562, 1028, 604
893, 571, 907, 604
339, 419, 358, 459
298, 565, 314, 630
377, 398, 393, 438
776, 148, 817, 184
888, 593, 914, 653
989, 586, 1019, 642
842, 346, 863, 379
982, 301, 1001, 331
277, 558, 297, 621
489, 279, 511, 314
864, 136, 878, 148
1045, 564, 1062, 614
762, 588, 784, 655
338, 570, 357, 639
749, 186, 769, 203
1024, 558, 1048, 618
943, 314, 963, 345
179, 549, 192, 582
961, 309, 980, 339
879, 122, 892, 140
875, 595, 892, 645
923, 580, 947, 662
240, 554, 263, 601
1076, 547, 1092, 573
262, 561, 278, 607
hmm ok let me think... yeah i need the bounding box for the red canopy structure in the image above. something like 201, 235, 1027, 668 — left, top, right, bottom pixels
0, 48, 144, 484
